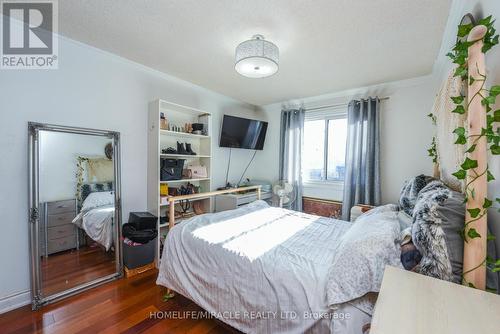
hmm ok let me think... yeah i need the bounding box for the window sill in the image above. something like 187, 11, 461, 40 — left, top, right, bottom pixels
303, 180, 344, 189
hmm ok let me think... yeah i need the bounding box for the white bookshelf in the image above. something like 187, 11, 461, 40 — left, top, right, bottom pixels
147, 99, 212, 267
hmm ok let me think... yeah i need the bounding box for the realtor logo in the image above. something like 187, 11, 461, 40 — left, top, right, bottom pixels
1, 0, 58, 69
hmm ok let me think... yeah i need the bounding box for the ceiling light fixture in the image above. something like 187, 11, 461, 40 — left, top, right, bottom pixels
235, 34, 279, 78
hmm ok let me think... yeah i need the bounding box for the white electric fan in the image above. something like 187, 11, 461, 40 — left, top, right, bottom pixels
272, 180, 296, 208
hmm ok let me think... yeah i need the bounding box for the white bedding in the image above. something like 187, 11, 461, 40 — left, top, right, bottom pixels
72, 204, 114, 250
157, 200, 375, 334
327, 205, 404, 315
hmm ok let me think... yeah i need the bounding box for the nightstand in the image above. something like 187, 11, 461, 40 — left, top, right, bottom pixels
370, 266, 500, 334
40, 199, 78, 257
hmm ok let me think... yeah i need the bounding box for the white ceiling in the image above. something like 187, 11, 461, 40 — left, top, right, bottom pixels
58, 0, 451, 106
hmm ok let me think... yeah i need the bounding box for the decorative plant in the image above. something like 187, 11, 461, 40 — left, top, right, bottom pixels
443, 15, 500, 287
163, 291, 175, 302
427, 113, 438, 164
75, 156, 89, 203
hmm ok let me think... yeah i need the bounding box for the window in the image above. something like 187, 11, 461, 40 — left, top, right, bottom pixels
302, 110, 347, 182
302, 120, 325, 180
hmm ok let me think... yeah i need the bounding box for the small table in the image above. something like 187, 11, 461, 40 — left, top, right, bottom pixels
370, 266, 500, 334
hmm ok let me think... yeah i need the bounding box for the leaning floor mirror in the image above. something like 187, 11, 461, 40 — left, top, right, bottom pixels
28, 123, 122, 309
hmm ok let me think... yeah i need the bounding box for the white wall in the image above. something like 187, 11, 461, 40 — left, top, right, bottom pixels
254, 76, 436, 204
432, 0, 500, 259
0, 30, 262, 312
39, 132, 111, 203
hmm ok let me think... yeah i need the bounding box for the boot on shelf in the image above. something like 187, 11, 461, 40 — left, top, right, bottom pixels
185, 143, 197, 155
177, 141, 188, 155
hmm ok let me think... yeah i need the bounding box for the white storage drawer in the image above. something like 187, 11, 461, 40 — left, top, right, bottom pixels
215, 191, 272, 212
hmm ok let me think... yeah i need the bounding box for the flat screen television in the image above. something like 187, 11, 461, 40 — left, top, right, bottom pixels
219, 115, 268, 150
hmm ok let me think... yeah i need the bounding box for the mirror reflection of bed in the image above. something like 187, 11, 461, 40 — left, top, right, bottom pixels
38, 131, 117, 297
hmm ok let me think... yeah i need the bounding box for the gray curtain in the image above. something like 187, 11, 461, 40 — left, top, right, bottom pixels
279, 107, 305, 211
341, 97, 381, 220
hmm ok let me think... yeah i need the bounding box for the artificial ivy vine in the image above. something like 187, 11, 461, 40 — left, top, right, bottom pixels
427, 113, 438, 164
76, 156, 89, 204
429, 15, 500, 287
450, 15, 500, 283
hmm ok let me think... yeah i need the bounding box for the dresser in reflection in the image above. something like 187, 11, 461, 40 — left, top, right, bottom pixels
40, 199, 78, 257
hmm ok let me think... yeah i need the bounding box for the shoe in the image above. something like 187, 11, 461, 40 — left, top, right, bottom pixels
185, 143, 197, 155
162, 147, 177, 154
177, 141, 188, 155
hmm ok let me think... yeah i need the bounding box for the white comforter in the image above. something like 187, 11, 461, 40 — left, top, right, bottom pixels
157, 200, 376, 334
72, 204, 114, 250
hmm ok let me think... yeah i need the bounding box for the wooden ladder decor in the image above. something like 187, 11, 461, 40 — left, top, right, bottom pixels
463, 24, 488, 290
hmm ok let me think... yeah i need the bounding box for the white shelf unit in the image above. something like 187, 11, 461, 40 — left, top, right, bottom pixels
147, 99, 212, 267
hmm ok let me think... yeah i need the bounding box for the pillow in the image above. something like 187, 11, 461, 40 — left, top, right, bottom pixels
81, 191, 114, 212
411, 180, 464, 283
326, 204, 403, 313
81, 182, 113, 202
486, 230, 500, 293
397, 210, 413, 231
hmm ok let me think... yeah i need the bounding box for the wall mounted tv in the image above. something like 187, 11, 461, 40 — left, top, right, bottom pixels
219, 115, 268, 150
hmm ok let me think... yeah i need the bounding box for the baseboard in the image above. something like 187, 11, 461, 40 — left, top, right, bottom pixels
0, 290, 31, 314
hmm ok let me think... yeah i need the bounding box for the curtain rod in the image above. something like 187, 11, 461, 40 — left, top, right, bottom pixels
304, 96, 390, 112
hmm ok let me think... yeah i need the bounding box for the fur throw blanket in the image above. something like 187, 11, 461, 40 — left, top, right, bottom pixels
399, 175, 499, 291
399, 174, 435, 216
411, 181, 456, 282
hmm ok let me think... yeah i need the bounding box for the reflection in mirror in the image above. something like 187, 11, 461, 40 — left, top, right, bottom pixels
38, 131, 117, 297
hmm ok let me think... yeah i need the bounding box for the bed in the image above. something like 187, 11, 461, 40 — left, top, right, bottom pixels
157, 200, 403, 334
157, 182, 498, 333
72, 182, 115, 251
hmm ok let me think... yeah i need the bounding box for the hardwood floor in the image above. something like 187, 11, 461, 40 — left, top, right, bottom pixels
0, 269, 241, 334
41, 245, 116, 296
